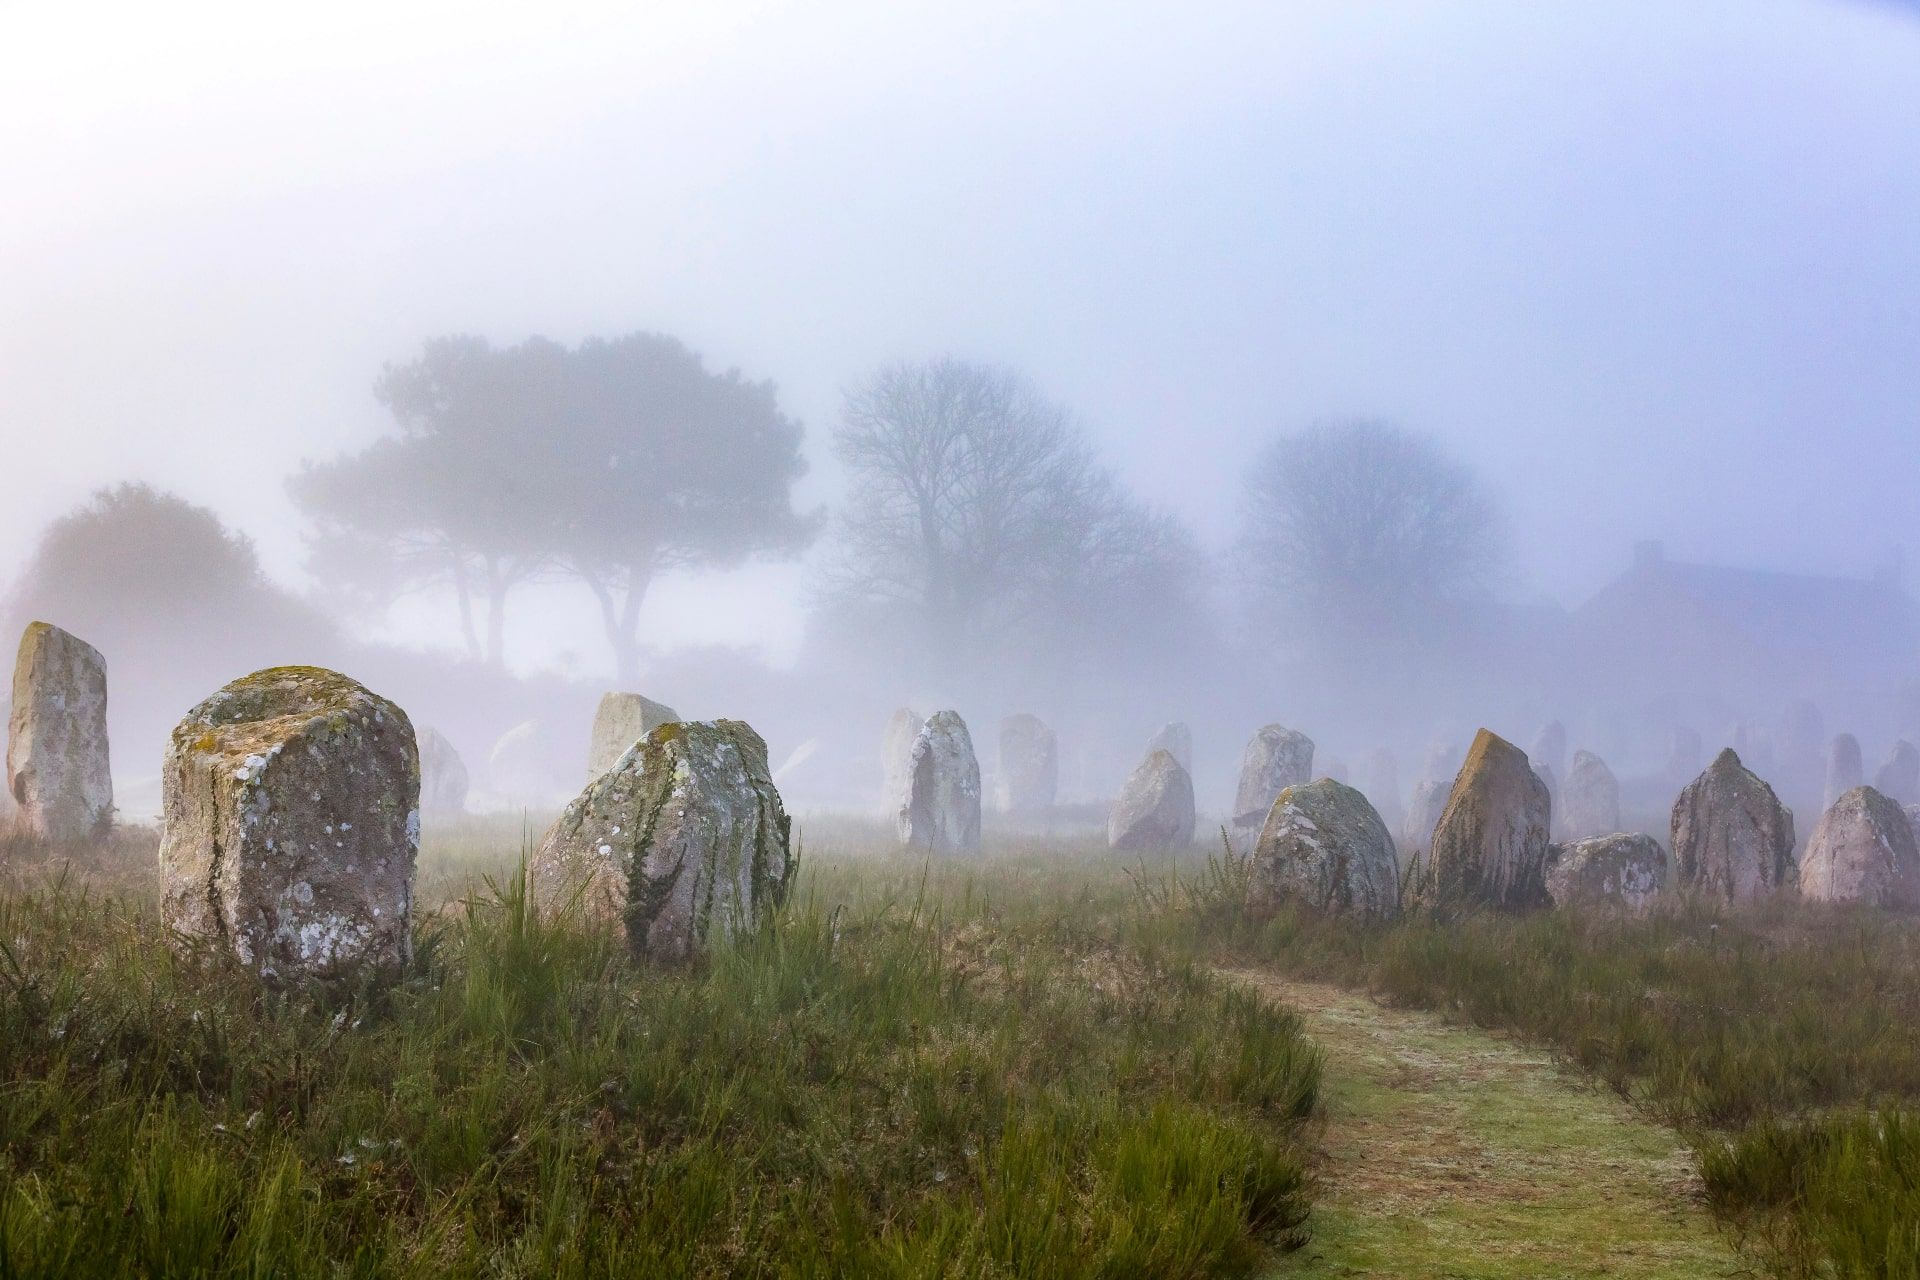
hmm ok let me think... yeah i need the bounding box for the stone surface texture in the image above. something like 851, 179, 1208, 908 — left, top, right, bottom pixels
7, 622, 112, 841
1107, 749, 1196, 851
588, 692, 681, 778
1427, 729, 1553, 910
1249, 778, 1400, 919
1670, 748, 1796, 901
898, 710, 981, 853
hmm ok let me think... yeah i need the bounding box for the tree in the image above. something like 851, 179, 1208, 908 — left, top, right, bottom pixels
292, 334, 817, 681
821, 357, 1203, 686
1237, 419, 1503, 642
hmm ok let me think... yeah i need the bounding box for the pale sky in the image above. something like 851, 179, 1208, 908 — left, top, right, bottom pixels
4, 0, 1918, 673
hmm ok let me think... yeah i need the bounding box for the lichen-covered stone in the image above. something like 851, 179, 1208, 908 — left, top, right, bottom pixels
1107, 750, 1195, 851
1561, 750, 1620, 841
1427, 729, 1552, 911
882, 707, 922, 814
588, 692, 680, 779
1824, 733, 1863, 811
1146, 722, 1192, 774
159, 666, 418, 980
418, 725, 469, 812
1250, 778, 1400, 919
996, 713, 1058, 813
1545, 833, 1666, 910
1670, 748, 1795, 902
1874, 740, 1919, 807
1232, 724, 1314, 832
898, 710, 981, 854
7, 622, 112, 841
533, 719, 793, 961
1799, 785, 1920, 908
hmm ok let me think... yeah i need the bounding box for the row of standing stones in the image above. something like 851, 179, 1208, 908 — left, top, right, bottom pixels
4, 621, 794, 984
880, 707, 1920, 922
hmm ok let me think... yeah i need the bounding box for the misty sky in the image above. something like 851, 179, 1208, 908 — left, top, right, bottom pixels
4, 0, 1918, 674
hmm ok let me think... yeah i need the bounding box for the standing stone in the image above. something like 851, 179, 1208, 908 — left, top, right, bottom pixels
1427, 729, 1552, 911
1249, 778, 1400, 919
7, 622, 112, 841
1107, 750, 1196, 851
1671, 748, 1796, 902
158, 667, 418, 980
898, 710, 981, 854
1533, 762, 1559, 819
882, 707, 923, 815
1562, 750, 1620, 842
1232, 725, 1314, 834
533, 720, 793, 961
588, 693, 681, 779
1875, 741, 1920, 808
1146, 722, 1193, 775
996, 714, 1058, 813
1402, 780, 1449, 854
1545, 833, 1666, 910
1799, 786, 1920, 909
418, 726, 470, 813
1825, 734, 1864, 812
1664, 728, 1704, 789
1531, 721, 1568, 784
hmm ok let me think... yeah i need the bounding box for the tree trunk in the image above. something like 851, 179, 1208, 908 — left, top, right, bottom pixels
583, 566, 653, 687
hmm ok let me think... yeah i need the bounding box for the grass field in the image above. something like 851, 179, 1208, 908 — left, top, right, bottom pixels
0, 819, 1319, 1278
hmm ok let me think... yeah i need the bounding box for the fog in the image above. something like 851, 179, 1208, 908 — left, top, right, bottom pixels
4, 1, 1920, 826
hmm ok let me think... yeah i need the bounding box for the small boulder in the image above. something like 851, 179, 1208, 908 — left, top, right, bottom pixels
1107, 750, 1196, 851
1671, 748, 1796, 901
158, 666, 418, 980
1545, 833, 1666, 910
898, 710, 981, 853
532, 720, 793, 960
1824, 734, 1864, 811
1146, 722, 1193, 774
7, 622, 112, 841
996, 713, 1058, 813
1874, 741, 1920, 807
587, 692, 680, 779
1249, 778, 1400, 919
1799, 786, 1920, 908
1427, 729, 1552, 910
1561, 750, 1620, 841
418, 725, 469, 813
1232, 724, 1314, 833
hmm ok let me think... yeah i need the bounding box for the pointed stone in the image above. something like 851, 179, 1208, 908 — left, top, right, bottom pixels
1530, 721, 1567, 783
1800, 786, 1920, 908
7, 622, 112, 841
533, 720, 793, 961
1562, 750, 1620, 842
1232, 724, 1314, 832
1250, 778, 1400, 919
1427, 729, 1552, 910
898, 710, 981, 853
417, 725, 469, 813
1146, 722, 1192, 774
587, 692, 680, 779
1671, 749, 1795, 901
159, 666, 418, 980
1107, 750, 1195, 851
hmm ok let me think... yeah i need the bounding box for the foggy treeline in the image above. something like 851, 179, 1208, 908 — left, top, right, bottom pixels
5, 330, 1916, 823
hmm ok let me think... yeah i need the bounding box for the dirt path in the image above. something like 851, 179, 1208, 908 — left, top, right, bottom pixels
1229, 971, 1751, 1279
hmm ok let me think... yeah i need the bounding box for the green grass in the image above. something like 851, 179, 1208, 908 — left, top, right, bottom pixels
1136, 838, 1920, 1277
0, 821, 1318, 1278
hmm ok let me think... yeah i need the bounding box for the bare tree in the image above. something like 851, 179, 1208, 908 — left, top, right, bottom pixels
1238, 419, 1503, 640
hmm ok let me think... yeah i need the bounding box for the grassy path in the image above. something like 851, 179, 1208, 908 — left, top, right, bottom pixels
1229, 971, 1751, 1279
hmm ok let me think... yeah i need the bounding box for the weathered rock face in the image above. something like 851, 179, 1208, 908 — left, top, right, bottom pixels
1561, 750, 1620, 842
1671, 749, 1796, 901
588, 693, 681, 779
1232, 725, 1314, 832
1249, 778, 1400, 919
158, 667, 418, 980
1401, 779, 1450, 854
533, 720, 792, 961
996, 713, 1058, 813
882, 707, 923, 815
898, 710, 981, 853
1825, 734, 1864, 811
7, 623, 113, 841
1146, 722, 1193, 774
1799, 786, 1920, 908
1875, 741, 1920, 807
1530, 721, 1567, 783
1107, 750, 1196, 851
1427, 729, 1552, 910
417, 726, 469, 813
1545, 834, 1666, 910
